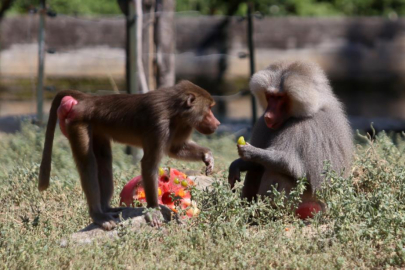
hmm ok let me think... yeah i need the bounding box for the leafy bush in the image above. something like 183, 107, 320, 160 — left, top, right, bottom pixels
8, 0, 405, 17
1, 122, 405, 269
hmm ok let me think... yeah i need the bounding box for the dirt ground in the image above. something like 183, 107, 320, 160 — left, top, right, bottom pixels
0, 100, 51, 138
0, 100, 51, 117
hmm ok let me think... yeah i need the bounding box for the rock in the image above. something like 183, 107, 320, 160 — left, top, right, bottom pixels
189, 175, 214, 190
64, 205, 177, 246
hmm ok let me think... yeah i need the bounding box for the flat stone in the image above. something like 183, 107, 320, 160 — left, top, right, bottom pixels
64, 205, 176, 246
189, 175, 214, 190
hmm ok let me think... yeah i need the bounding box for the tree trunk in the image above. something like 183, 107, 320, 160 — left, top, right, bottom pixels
0, 0, 16, 58
135, 0, 148, 93
155, 0, 175, 88
0, 0, 14, 22
142, 0, 155, 90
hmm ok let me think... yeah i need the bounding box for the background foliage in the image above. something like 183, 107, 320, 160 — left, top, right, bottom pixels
5, 0, 405, 17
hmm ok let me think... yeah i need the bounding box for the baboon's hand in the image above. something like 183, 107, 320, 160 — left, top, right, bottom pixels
144, 208, 164, 228
228, 160, 241, 189
237, 143, 256, 161
203, 152, 214, 175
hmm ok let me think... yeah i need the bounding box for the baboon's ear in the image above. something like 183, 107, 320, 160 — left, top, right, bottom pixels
186, 93, 196, 107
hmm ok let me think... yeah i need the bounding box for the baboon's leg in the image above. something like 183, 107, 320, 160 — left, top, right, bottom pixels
141, 141, 164, 226
242, 169, 264, 201
92, 134, 118, 212
66, 123, 116, 230
141, 153, 161, 209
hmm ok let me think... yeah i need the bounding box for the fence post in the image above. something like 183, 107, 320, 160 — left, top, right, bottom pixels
125, 0, 143, 161
155, 0, 175, 88
127, 0, 138, 95
36, 0, 46, 125
247, 2, 257, 126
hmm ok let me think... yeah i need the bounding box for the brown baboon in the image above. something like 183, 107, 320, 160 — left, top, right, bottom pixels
39, 80, 220, 230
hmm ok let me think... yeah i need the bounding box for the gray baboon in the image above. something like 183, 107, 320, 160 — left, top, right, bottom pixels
229, 61, 353, 211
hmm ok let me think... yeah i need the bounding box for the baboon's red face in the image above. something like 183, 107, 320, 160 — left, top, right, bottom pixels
264, 93, 290, 129
196, 105, 220, 135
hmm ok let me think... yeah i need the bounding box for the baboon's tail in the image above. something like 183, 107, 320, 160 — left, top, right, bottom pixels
38, 90, 83, 191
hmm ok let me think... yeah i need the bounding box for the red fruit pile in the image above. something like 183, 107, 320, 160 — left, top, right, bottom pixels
119, 168, 199, 217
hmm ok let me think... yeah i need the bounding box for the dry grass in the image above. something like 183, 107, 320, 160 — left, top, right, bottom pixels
1, 122, 405, 269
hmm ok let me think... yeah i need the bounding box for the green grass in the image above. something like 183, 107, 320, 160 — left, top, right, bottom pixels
1, 122, 405, 269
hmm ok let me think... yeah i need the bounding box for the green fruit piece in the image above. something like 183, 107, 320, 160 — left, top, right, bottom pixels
181, 180, 188, 187
237, 136, 246, 145
174, 178, 180, 184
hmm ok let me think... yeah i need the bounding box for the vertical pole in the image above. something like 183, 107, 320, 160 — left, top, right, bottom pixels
126, 0, 142, 161
155, 0, 175, 88
247, 2, 257, 126
135, 0, 149, 93
37, 0, 46, 124
141, 0, 155, 91
127, 0, 138, 95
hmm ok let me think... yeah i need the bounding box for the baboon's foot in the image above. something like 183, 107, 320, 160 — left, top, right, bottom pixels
103, 206, 129, 213
92, 212, 118, 231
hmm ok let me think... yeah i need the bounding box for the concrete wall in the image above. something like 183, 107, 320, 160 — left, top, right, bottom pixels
2, 16, 405, 79
2, 15, 405, 120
